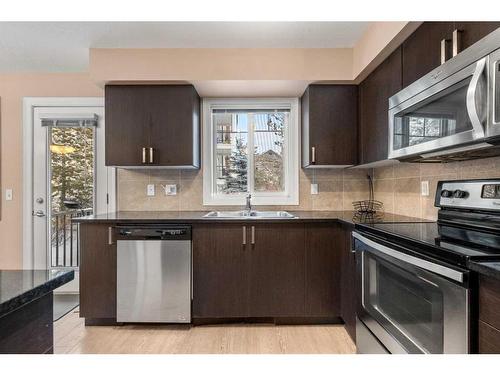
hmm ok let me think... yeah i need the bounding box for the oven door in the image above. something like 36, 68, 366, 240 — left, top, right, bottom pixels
389, 56, 488, 160
353, 232, 469, 354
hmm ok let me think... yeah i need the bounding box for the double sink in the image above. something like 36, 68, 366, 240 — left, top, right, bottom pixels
203, 210, 296, 219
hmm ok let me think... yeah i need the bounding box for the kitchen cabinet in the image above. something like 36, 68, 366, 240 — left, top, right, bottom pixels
358, 47, 402, 165
105, 84, 200, 168
193, 223, 307, 319
192, 224, 249, 318
301, 85, 358, 168
79, 223, 117, 323
305, 223, 341, 317
248, 224, 306, 317
454, 22, 500, 52
478, 275, 500, 353
402, 22, 454, 88
339, 225, 356, 342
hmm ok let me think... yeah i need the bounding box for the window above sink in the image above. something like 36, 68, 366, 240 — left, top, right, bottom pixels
202, 98, 299, 206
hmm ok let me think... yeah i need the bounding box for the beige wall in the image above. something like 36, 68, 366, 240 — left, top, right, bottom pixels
373, 157, 500, 220
0, 73, 102, 269
117, 168, 371, 212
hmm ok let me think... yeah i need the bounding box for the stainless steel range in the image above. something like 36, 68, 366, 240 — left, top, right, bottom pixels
354, 179, 500, 354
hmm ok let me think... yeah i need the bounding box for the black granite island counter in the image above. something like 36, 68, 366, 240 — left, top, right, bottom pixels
0, 269, 74, 354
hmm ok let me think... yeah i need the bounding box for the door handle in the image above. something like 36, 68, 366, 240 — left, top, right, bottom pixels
251, 226, 255, 245
440, 38, 451, 64
149, 147, 154, 164
142, 147, 147, 163
33, 210, 45, 217
242, 226, 247, 246
108, 226, 114, 245
452, 29, 463, 57
311, 146, 316, 164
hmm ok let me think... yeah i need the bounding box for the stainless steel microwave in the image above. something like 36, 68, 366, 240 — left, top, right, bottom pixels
388, 28, 500, 162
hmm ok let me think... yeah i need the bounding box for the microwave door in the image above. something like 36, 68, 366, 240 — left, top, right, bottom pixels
388, 57, 488, 160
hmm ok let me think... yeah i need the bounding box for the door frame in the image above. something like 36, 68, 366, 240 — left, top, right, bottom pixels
22, 97, 113, 270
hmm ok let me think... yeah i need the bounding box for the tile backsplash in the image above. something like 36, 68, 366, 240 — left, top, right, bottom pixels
116, 156, 500, 219
116, 168, 373, 212
372, 156, 500, 220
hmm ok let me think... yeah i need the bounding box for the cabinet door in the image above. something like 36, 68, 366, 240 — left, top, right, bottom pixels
149, 85, 200, 167
454, 22, 500, 51
402, 22, 454, 88
105, 85, 151, 166
79, 224, 117, 319
305, 223, 341, 317
340, 225, 356, 342
192, 224, 249, 318
302, 85, 358, 167
248, 224, 306, 317
358, 47, 402, 164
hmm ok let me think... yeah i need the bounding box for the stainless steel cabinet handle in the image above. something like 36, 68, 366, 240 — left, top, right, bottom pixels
242, 226, 246, 246
440, 39, 450, 64
311, 146, 316, 164
251, 226, 255, 245
452, 29, 462, 57
149, 147, 154, 164
142, 147, 147, 163
108, 226, 114, 245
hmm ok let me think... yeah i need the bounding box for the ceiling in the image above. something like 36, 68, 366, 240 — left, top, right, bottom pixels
0, 22, 371, 73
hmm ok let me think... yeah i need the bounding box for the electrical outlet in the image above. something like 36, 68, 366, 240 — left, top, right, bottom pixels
311, 183, 319, 195
164, 184, 177, 196
421, 180, 430, 197
5, 189, 12, 201
147, 184, 155, 196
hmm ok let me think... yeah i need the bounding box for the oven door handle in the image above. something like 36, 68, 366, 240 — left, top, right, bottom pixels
466, 56, 487, 139
352, 232, 465, 283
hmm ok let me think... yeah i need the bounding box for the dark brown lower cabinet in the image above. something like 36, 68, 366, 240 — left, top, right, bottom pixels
478, 275, 500, 353
192, 224, 249, 318
249, 224, 306, 317
339, 224, 357, 342
79, 223, 117, 322
193, 222, 341, 320
305, 223, 341, 317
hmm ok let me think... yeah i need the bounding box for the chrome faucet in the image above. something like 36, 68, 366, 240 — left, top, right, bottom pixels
245, 193, 252, 213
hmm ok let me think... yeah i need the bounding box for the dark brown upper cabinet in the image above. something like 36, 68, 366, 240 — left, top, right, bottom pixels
402, 22, 500, 88
402, 22, 455, 88
301, 85, 358, 168
358, 47, 402, 165
105, 84, 200, 168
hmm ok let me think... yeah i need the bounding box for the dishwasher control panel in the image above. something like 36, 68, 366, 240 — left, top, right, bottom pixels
115, 226, 191, 240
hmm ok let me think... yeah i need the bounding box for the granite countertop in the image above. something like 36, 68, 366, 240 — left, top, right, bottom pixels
468, 261, 500, 281
73, 210, 426, 226
0, 269, 74, 318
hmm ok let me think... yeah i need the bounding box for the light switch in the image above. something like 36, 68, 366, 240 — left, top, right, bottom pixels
311, 183, 319, 195
421, 180, 430, 197
5, 189, 13, 201
147, 184, 155, 196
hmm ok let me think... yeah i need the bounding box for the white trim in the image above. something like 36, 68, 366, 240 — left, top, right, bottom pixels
22, 97, 108, 270
202, 98, 299, 206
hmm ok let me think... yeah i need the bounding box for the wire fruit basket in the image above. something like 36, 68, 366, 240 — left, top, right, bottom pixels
352, 175, 384, 214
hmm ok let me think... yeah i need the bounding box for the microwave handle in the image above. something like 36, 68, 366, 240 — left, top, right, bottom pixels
466, 56, 487, 138
352, 232, 465, 283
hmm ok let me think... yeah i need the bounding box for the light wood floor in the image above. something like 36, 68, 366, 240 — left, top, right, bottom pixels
54, 309, 356, 354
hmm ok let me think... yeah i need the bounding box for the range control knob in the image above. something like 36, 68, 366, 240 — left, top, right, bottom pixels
453, 190, 469, 199
441, 189, 453, 198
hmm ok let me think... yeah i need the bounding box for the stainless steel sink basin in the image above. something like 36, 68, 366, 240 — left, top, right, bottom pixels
203, 210, 296, 219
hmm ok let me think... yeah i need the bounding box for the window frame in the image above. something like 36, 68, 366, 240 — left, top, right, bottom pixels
202, 98, 299, 206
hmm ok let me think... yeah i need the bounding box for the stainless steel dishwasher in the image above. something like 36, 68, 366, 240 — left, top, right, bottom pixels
116, 225, 191, 323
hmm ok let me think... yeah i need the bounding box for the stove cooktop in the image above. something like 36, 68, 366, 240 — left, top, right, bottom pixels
357, 221, 500, 267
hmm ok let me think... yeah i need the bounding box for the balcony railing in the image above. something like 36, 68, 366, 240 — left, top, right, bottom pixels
51, 208, 93, 268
